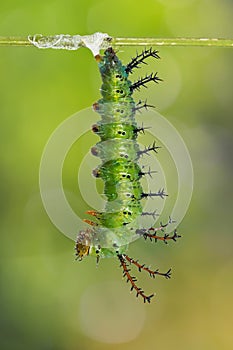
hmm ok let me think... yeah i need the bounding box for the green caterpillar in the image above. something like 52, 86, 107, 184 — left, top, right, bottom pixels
75, 47, 180, 303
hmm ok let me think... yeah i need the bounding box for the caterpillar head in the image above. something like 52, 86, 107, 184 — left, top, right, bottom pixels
75, 229, 92, 260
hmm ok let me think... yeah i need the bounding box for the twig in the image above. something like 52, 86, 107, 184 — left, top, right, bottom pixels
1, 34, 233, 48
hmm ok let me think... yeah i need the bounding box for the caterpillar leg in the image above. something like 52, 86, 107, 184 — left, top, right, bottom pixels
83, 219, 97, 226
118, 253, 171, 303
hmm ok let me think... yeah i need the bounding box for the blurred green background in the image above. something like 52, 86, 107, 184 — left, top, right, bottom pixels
0, 0, 233, 349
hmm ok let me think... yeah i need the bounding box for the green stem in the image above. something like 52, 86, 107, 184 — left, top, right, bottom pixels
112, 37, 233, 48
0, 35, 233, 48
0, 36, 31, 46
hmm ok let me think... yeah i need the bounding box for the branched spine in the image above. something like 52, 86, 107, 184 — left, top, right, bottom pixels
132, 100, 155, 113
141, 210, 159, 219
126, 48, 160, 74
135, 123, 151, 135
140, 166, 157, 178
136, 218, 181, 244
118, 254, 154, 303
141, 188, 168, 199
123, 255, 171, 279
143, 228, 181, 243
138, 141, 161, 157
131, 73, 162, 92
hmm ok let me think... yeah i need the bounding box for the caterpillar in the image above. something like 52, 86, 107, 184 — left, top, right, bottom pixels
75, 47, 180, 303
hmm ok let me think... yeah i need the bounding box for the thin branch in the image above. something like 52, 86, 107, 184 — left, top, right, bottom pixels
112, 37, 233, 48
0, 36, 32, 46
0, 35, 233, 48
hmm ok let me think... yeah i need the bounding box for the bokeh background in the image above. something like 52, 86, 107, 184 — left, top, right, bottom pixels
0, 0, 233, 349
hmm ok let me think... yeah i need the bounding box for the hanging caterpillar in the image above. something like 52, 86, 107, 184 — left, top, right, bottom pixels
75, 47, 180, 303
